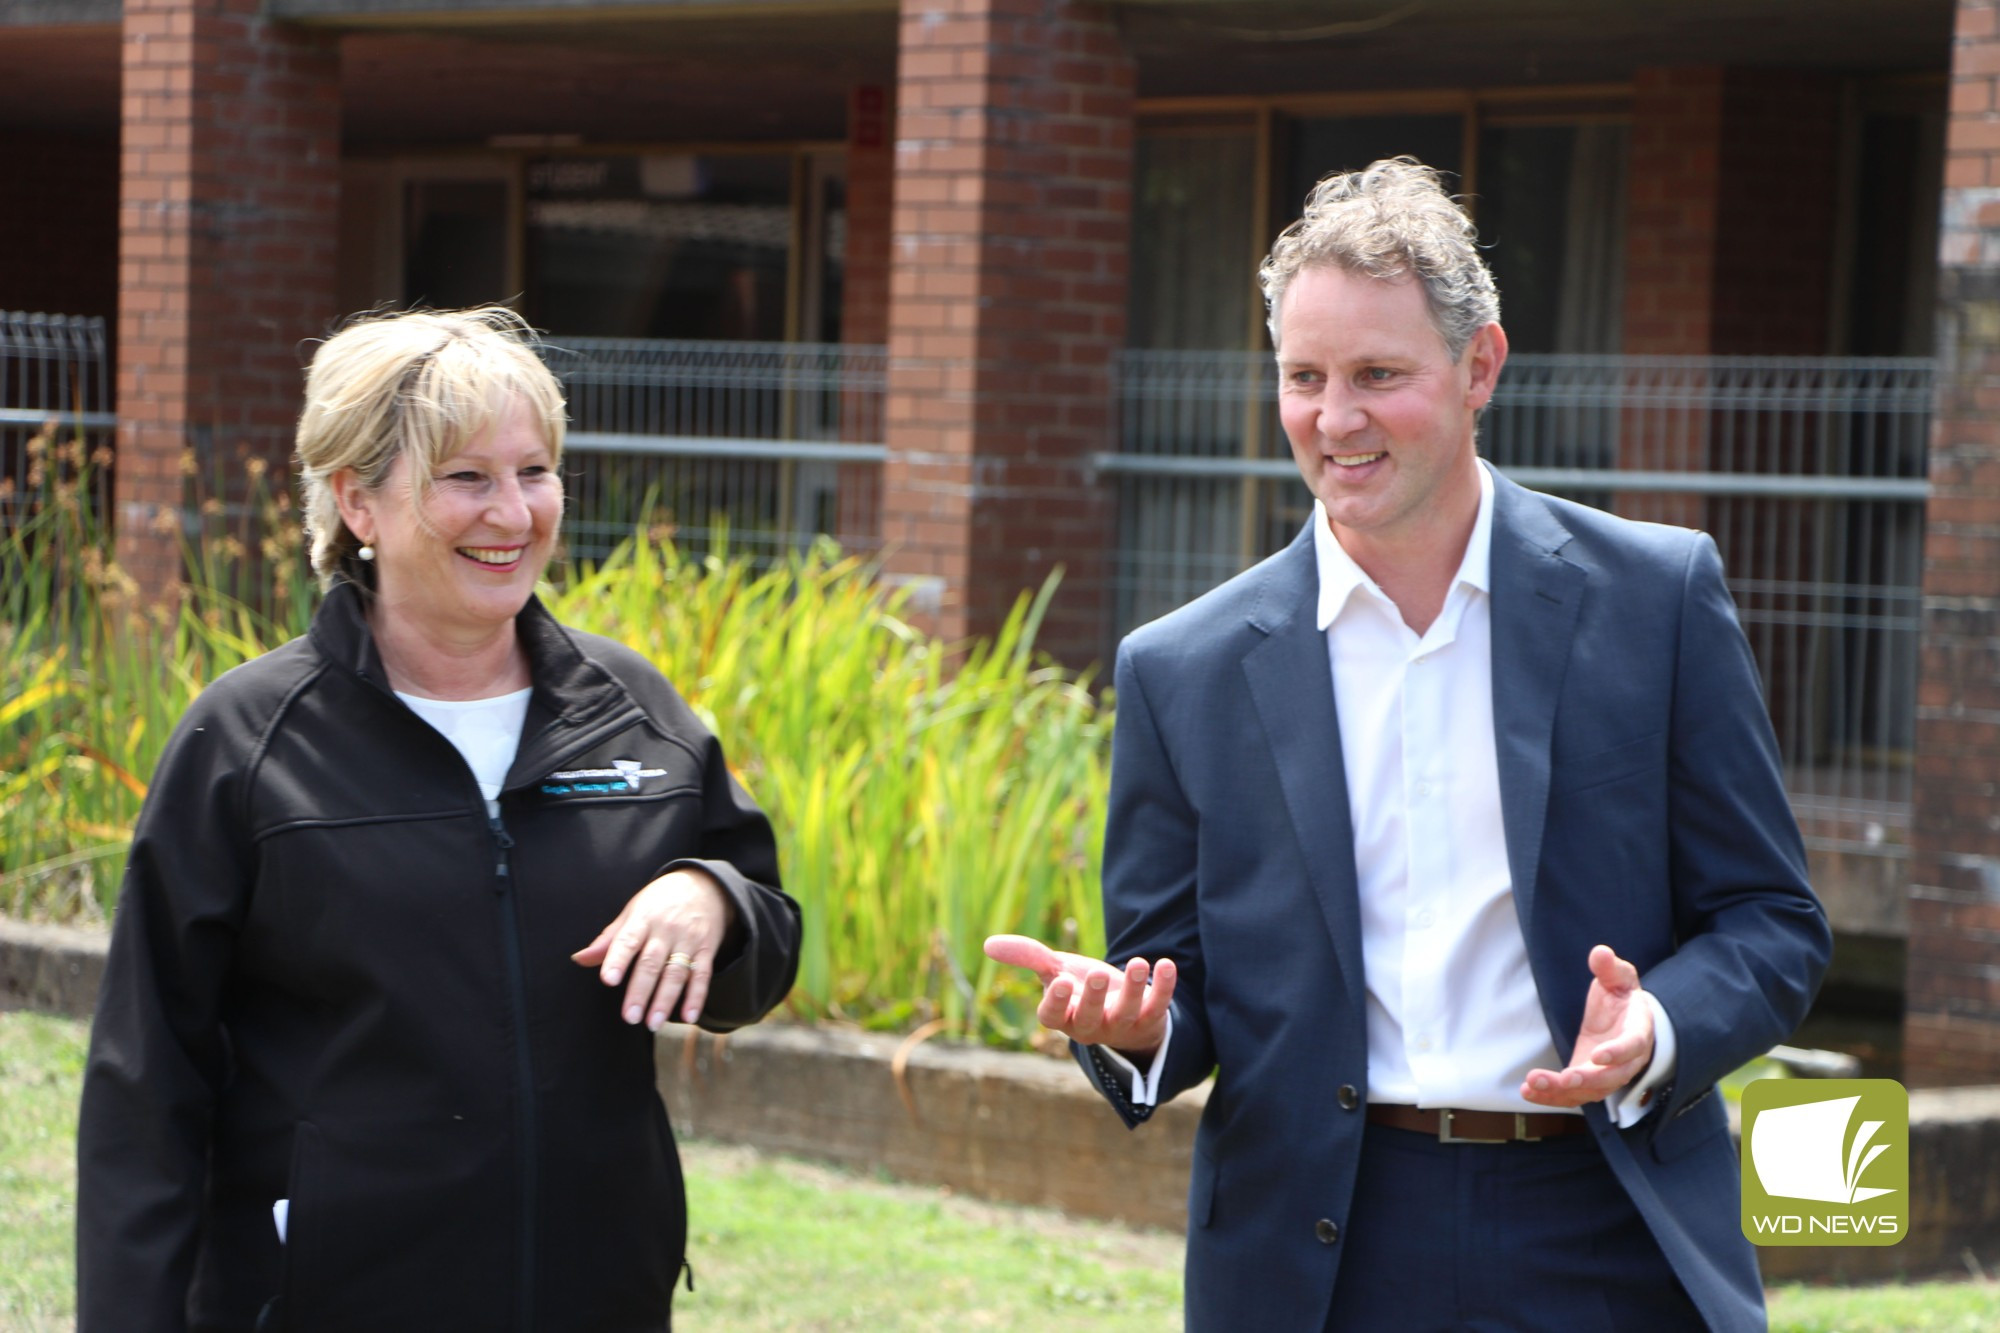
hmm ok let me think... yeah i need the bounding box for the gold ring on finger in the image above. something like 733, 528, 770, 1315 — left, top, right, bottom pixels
667, 952, 695, 968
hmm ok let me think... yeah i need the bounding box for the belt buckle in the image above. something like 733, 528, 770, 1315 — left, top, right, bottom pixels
1436, 1109, 1512, 1145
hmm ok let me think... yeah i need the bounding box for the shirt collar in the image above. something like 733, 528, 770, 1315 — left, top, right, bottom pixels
1313, 459, 1495, 631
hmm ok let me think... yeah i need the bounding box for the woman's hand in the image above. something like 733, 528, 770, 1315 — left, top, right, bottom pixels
572, 868, 737, 1029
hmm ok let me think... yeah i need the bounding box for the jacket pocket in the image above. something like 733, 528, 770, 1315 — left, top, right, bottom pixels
277, 1120, 321, 1311
651, 1096, 689, 1285
279, 1116, 515, 1332
1649, 1088, 1726, 1164
1552, 731, 1663, 795
532, 1094, 685, 1327
1188, 1140, 1218, 1229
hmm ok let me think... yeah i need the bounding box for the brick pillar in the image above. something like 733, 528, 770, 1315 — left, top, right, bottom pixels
880, 0, 1134, 666
115, 0, 340, 597
1621, 68, 1843, 807
1907, 0, 2000, 1087
839, 84, 893, 546
1623, 66, 1842, 359
842, 85, 894, 351
1623, 67, 1725, 360
1620, 66, 1722, 532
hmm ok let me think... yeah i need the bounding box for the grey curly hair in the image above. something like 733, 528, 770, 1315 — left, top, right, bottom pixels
1259, 157, 1500, 362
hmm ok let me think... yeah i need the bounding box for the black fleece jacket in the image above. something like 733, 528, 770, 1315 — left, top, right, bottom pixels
77, 583, 801, 1333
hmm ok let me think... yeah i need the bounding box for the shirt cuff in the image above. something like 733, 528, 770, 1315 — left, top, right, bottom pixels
1606, 991, 1678, 1129
1092, 1007, 1174, 1107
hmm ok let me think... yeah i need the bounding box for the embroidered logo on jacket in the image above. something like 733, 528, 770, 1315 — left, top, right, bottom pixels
541, 759, 669, 796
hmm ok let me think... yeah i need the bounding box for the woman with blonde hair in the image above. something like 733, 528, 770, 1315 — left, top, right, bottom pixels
78, 307, 800, 1332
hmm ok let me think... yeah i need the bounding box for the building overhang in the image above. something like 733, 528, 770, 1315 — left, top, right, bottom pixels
266, 0, 894, 25
1104, 0, 1950, 96
0, 0, 118, 26
0, 0, 1951, 144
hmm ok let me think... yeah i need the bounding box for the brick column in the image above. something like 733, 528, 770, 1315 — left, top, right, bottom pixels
1623, 67, 1725, 360
1621, 67, 1844, 834
1620, 79, 1841, 386
1907, 0, 2000, 1087
1623, 66, 1842, 358
1620, 67, 1723, 532
881, 0, 1134, 665
842, 85, 895, 352
115, 0, 340, 597
838, 84, 893, 546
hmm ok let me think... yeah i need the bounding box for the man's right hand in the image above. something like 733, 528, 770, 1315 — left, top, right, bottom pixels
983, 934, 1176, 1062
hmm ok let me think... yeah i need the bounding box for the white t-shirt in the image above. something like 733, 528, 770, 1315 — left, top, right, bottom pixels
395, 686, 534, 819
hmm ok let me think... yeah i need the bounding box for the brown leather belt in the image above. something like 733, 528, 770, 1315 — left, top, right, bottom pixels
1366, 1103, 1590, 1143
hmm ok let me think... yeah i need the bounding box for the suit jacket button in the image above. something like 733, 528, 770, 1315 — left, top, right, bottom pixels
1315, 1219, 1340, 1245
1338, 1084, 1360, 1111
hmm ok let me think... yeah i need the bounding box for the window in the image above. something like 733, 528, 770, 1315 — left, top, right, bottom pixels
525, 154, 794, 341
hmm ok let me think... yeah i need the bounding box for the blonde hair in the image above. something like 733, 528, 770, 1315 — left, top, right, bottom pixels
1259, 157, 1500, 361
296, 306, 567, 588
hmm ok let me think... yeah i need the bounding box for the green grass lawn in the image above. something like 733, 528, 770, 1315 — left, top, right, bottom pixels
1765, 1279, 2000, 1332
4, 1008, 1996, 1332
678, 1144, 1180, 1329
0, 1010, 82, 1327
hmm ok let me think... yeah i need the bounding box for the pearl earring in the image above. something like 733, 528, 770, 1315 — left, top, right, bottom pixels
358, 544, 375, 562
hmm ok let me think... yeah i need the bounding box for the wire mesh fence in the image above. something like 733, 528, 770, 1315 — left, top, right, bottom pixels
1, 311, 116, 528
0, 317, 1935, 856
544, 337, 886, 564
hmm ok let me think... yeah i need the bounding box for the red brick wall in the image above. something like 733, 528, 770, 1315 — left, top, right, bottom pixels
1619, 67, 1844, 764
0, 131, 119, 322
114, 0, 341, 597
880, 0, 1133, 666
838, 84, 894, 541
1619, 68, 1726, 530
1624, 66, 1725, 357
1907, 0, 2000, 1087
842, 84, 894, 350
1623, 66, 1841, 358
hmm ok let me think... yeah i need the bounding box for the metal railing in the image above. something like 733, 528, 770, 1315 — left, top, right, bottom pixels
1, 311, 116, 527
544, 337, 886, 563
1104, 352, 1937, 857
2, 321, 1933, 854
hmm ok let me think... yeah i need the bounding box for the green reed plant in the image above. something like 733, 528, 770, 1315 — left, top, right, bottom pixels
0, 430, 312, 922
552, 531, 1111, 1047
3, 446, 1111, 1047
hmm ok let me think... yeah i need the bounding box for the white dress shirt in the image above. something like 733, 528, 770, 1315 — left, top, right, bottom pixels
1110, 463, 1673, 1127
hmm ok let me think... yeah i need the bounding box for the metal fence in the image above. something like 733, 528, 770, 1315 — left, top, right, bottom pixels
1104, 351, 1937, 857
1, 318, 1933, 853
1, 311, 116, 527
545, 337, 886, 563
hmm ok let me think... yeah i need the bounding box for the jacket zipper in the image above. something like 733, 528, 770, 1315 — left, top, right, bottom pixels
355, 649, 643, 1328
490, 813, 537, 1333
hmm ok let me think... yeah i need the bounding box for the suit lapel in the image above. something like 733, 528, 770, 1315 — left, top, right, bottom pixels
1242, 530, 1368, 1018
1487, 472, 1585, 932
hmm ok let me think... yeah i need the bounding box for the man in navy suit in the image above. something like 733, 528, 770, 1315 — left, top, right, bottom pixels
987, 158, 1829, 1331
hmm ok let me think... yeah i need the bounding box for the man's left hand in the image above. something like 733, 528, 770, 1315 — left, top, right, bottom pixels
1520, 944, 1654, 1108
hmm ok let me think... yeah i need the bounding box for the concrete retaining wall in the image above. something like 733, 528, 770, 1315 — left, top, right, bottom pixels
657, 1024, 1203, 1232
8, 918, 1994, 1283
0, 919, 107, 1019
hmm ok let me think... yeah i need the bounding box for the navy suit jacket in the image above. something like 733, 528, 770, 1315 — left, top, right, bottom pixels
1079, 469, 1831, 1332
